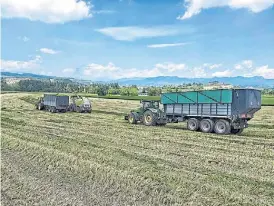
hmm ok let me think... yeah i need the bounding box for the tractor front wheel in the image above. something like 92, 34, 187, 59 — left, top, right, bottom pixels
128, 112, 137, 124
38, 103, 43, 110
143, 110, 157, 126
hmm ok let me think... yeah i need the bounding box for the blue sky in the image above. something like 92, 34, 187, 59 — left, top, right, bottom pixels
1, 0, 274, 80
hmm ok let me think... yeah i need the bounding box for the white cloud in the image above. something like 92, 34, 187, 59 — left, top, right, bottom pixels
209, 64, 222, 69
17, 36, 30, 42
242, 60, 253, 68
1, 0, 92, 23
62, 68, 75, 74
96, 26, 194, 41
193, 67, 207, 77
252, 65, 274, 79
212, 70, 232, 77
147, 42, 190, 48
155, 62, 187, 72
0, 56, 42, 72
234, 59, 253, 69
178, 0, 274, 20
40, 48, 59, 54
234, 64, 243, 70
82, 62, 210, 80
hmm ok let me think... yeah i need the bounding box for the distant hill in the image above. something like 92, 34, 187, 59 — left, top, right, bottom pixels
1, 72, 274, 88
115, 76, 274, 88
1, 72, 55, 79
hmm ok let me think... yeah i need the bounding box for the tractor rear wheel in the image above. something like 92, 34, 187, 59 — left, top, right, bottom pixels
231, 128, 244, 135
143, 110, 157, 126
214, 119, 231, 134
128, 112, 137, 124
200, 119, 214, 133
187, 118, 199, 131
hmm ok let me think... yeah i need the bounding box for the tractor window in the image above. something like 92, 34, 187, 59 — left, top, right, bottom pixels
153, 102, 159, 108
143, 102, 150, 108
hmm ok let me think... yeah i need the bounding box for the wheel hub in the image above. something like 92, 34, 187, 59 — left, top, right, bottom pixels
217, 122, 226, 132
146, 115, 152, 123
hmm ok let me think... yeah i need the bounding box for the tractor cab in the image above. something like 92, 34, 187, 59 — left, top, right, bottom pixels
140, 100, 160, 110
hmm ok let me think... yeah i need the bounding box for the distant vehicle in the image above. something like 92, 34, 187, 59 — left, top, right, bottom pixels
68, 95, 92, 113
36, 94, 69, 113
36, 94, 92, 113
125, 89, 261, 135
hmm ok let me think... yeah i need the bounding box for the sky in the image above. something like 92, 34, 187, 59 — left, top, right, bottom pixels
1, 0, 274, 80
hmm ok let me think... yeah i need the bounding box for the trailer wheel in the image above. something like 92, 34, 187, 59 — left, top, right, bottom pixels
214, 119, 231, 134
231, 128, 244, 135
128, 112, 137, 124
187, 118, 199, 131
143, 110, 157, 126
200, 119, 214, 133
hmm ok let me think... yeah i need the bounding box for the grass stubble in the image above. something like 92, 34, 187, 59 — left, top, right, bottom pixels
1, 93, 274, 205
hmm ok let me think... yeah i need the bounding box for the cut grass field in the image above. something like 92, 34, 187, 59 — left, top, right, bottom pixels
1, 93, 274, 205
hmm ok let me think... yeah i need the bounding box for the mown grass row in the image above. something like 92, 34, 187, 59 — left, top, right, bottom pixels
1, 93, 274, 205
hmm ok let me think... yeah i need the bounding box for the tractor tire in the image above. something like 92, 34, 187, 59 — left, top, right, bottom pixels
200, 119, 214, 133
128, 112, 137, 124
231, 128, 244, 135
38, 103, 43, 110
143, 110, 157, 126
214, 119, 231, 135
187, 118, 200, 131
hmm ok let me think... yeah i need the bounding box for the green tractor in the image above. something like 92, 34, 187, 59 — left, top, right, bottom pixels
125, 100, 167, 126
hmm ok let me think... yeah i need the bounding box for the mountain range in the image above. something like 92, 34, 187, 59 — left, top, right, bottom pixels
1, 72, 274, 88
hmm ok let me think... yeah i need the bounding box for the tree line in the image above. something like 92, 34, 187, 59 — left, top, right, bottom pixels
0, 78, 162, 96
1, 78, 273, 96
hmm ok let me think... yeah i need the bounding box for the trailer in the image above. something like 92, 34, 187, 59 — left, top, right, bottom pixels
161, 89, 261, 134
125, 89, 261, 135
36, 94, 69, 113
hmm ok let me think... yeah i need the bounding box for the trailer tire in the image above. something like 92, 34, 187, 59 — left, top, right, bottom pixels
231, 128, 244, 135
187, 118, 200, 131
143, 110, 157, 126
214, 119, 231, 134
200, 119, 214, 133
128, 112, 137, 124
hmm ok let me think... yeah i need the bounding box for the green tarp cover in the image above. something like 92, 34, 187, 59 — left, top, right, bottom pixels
161, 89, 233, 104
